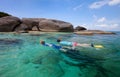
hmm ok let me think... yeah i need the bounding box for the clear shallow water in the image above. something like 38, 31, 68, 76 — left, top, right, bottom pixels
0, 32, 120, 77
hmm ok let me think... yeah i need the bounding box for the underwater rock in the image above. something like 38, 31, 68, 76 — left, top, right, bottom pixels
31, 56, 43, 64
32, 51, 61, 65
31, 51, 64, 77
0, 38, 23, 45
0, 38, 23, 51
42, 52, 61, 64
21, 56, 30, 64
38, 64, 64, 77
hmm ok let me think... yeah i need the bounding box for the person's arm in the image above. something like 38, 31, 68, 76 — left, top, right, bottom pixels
77, 43, 91, 47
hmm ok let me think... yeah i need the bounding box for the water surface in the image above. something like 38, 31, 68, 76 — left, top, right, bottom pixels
0, 32, 120, 77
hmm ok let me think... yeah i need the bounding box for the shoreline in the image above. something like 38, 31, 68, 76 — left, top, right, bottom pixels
0, 30, 116, 35
74, 30, 116, 35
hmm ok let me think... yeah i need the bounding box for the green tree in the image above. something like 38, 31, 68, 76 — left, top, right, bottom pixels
0, 12, 11, 18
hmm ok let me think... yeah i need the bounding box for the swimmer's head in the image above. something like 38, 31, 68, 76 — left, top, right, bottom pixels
57, 39, 61, 42
40, 40, 45, 45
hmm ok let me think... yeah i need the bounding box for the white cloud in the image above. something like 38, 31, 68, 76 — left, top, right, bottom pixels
89, 0, 120, 9
111, 23, 119, 28
91, 16, 120, 30
73, 4, 83, 11
98, 24, 108, 27
98, 23, 120, 31
89, 0, 108, 9
97, 23, 119, 29
97, 17, 106, 23
108, 0, 120, 6
92, 16, 107, 23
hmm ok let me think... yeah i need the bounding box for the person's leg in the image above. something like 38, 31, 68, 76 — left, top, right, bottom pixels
77, 43, 91, 47
60, 48, 67, 52
53, 44, 63, 49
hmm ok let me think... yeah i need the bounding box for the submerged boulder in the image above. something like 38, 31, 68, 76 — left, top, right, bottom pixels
35, 51, 64, 77
0, 38, 23, 45
0, 16, 21, 32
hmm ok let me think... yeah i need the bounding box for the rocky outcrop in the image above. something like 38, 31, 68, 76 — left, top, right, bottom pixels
39, 19, 73, 32
0, 17, 74, 32
19, 18, 74, 32
14, 24, 29, 33
74, 30, 115, 35
74, 26, 87, 31
0, 16, 21, 32
14, 18, 40, 32
0, 12, 115, 34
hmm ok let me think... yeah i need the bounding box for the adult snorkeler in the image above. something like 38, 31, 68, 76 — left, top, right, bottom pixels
57, 39, 94, 49
40, 40, 73, 52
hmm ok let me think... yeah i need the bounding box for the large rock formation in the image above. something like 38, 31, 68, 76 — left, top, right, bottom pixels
39, 19, 73, 32
17, 18, 74, 32
0, 12, 115, 34
14, 18, 40, 32
0, 16, 21, 32
0, 11, 74, 32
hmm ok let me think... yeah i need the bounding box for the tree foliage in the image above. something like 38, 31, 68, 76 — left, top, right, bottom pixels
0, 12, 11, 18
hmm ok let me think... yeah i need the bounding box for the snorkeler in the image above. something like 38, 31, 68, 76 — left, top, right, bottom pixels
57, 39, 94, 49
40, 40, 72, 52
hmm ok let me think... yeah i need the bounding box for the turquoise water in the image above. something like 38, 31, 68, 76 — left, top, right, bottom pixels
0, 32, 120, 77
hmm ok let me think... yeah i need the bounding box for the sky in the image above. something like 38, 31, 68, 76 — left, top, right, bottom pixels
0, 0, 120, 31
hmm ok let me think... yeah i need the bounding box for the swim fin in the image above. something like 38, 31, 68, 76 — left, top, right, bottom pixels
91, 43, 104, 48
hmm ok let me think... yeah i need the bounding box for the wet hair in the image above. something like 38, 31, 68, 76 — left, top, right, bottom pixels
57, 39, 61, 42
40, 40, 45, 45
